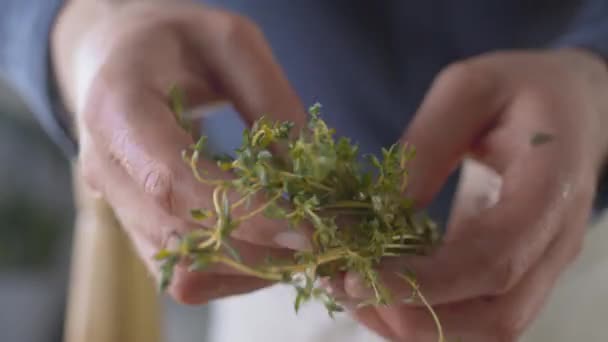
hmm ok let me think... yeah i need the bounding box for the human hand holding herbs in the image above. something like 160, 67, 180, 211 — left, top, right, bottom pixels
53, 1, 310, 303
334, 50, 608, 342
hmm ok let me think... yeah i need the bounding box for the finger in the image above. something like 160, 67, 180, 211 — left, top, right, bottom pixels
369, 208, 588, 342
84, 76, 225, 219
131, 224, 284, 305
169, 273, 272, 305
93, 150, 297, 275
91, 160, 274, 304
85, 11, 312, 246
84, 79, 303, 247
402, 62, 508, 207
195, 10, 308, 129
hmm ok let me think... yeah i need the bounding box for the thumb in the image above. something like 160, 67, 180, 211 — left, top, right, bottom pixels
403, 63, 506, 210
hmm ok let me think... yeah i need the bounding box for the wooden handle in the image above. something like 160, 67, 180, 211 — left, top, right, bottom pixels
64, 168, 162, 342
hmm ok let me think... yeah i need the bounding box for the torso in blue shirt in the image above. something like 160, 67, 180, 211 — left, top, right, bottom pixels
197, 0, 585, 223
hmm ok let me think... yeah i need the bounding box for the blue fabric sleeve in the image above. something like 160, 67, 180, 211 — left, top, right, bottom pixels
555, 0, 608, 57
0, 0, 77, 158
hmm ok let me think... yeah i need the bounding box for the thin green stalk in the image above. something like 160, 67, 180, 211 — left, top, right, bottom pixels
188, 152, 225, 186
235, 192, 282, 222
397, 273, 445, 342
321, 201, 373, 210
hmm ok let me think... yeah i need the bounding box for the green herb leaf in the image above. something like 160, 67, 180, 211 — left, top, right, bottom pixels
294, 287, 305, 313
159, 255, 179, 292
263, 202, 287, 219
190, 209, 213, 221
169, 85, 190, 131
194, 136, 207, 152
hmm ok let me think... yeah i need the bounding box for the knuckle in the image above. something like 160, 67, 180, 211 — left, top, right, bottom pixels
141, 163, 177, 214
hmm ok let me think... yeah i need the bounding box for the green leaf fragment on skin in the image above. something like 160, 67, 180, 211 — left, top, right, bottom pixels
531, 132, 554, 146
154, 249, 173, 261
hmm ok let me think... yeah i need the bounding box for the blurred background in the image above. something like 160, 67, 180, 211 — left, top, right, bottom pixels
0, 82, 73, 342
0, 80, 211, 342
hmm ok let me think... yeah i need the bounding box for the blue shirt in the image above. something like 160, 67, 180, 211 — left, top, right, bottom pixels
2, 0, 608, 218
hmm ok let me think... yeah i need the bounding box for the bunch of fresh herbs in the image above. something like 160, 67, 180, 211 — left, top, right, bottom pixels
156, 87, 445, 341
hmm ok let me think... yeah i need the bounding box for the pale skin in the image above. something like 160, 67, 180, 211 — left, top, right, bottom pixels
53, 1, 608, 341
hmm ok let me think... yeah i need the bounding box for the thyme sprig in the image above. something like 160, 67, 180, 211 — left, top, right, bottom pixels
156, 92, 445, 341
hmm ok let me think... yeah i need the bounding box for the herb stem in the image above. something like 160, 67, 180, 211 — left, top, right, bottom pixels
212, 255, 284, 281
397, 273, 445, 342
278, 171, 334, 192
212, 187, 222, 216
197, 234, 219, 250
211, 247, 351, 279
235, 192, 283, 222
321, 201, 372, 210
188, 153, 225, 186
383, 244, 421, 250
231, 188, 260, 210
391, 234, 424, 241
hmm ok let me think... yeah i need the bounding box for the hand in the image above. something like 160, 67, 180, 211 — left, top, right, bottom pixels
338, 49, 608, 341
52, 1, 309, 304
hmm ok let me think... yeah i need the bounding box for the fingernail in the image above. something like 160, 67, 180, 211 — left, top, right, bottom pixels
273, 231, 312, 251
344, 271, 374, 299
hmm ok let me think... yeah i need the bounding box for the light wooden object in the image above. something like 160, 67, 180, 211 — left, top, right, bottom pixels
64, 169, 162, 342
